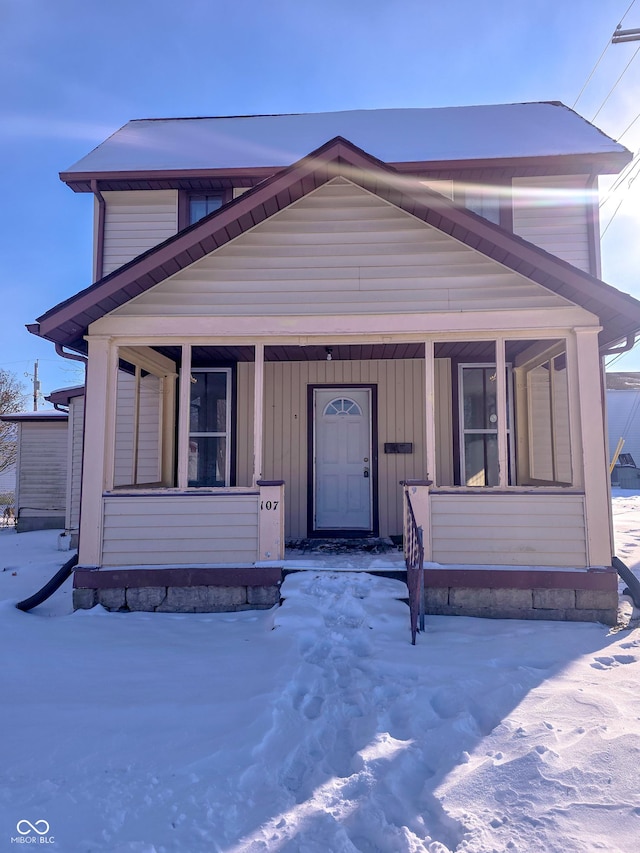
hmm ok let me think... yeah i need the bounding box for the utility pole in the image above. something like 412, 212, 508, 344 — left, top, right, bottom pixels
33, 360, 40, 411
612, 25, 640, 43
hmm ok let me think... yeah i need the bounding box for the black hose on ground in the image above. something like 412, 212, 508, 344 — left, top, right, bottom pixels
15, 552, 79, 612
612, 555, 640, 609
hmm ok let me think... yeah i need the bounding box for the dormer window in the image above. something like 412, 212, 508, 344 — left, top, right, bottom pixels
189, 193, 223, 224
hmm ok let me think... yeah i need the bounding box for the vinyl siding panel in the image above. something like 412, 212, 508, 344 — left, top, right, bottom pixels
114, 371, 135, 486
512, 176, 592, 273
67, 395, 85, 532
102, 190, 178, 276
430, 492, 587, 566
17, 421, 68, 518
111, 180, 570, 318
236, 363, 254, 488
101, 494, 259, 565
435, 358, 454, 486
527, 366, 572, 484
113, 372, 162, 486
261, 358, 431, 538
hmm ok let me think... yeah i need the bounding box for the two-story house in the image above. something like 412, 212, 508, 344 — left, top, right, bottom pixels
28, 103, 640, 622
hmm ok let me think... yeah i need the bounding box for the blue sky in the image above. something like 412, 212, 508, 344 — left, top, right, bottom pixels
1, 0, 639, 404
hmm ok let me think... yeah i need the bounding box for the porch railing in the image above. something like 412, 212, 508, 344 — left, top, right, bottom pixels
402, 483, 426, 645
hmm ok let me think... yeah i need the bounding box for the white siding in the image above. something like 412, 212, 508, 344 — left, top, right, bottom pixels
112, 179, 571, 318
17, 421, 68, 518
67, 395, 85, 532
113, 371, 162, 486
526, 365, 572, 484
512, 176, 592, 273
528, 366, 554, 480
553, 368, 572, 483
101, 494, 259, 565
137, 374, 162, 484
430, 492, 587, 567
102, 190, 178, 276
114, 371, 135, 486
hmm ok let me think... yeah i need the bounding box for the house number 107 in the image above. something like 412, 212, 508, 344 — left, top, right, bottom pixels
260, 500, 279, 510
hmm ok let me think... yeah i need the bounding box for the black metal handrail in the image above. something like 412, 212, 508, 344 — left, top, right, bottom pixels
403, 488, 425, 645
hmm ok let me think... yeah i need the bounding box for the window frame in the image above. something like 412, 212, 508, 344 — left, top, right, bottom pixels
177, 189, 233, 230
188, 367, 233, 488
458, 361, 516, 487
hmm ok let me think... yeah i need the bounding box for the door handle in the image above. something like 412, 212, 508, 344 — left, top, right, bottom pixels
363, 467, 370, 478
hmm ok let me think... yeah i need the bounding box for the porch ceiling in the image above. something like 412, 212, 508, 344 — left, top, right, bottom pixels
151, 340, 539, 365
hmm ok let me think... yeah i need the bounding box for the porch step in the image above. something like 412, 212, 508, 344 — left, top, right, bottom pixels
283, 538, 406, 581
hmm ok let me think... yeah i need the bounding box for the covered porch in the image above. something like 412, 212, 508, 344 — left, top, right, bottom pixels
77, 317, 612, 580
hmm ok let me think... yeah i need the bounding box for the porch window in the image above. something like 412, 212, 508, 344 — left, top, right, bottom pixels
458, 363, 514, 486
434, 338, 572, 488
507, 339, 572, 486
188, 368, 232, 487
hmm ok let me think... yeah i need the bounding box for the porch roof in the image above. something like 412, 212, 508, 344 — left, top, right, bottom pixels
31, 135, 640, 354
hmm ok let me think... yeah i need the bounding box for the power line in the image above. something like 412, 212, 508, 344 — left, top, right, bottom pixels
601, 159, 640, 235
592, 43, 640, 122
618, 108, 640, 140
600, 153, 640, 207
573, 0, 638, 108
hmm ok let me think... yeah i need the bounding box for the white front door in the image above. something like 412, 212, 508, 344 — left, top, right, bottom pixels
313, 388, 373, 531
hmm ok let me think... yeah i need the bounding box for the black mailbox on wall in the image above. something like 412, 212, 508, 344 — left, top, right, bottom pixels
384, 442, 413, 454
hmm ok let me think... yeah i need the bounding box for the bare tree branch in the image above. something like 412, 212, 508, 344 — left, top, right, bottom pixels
0, 369, 28, 475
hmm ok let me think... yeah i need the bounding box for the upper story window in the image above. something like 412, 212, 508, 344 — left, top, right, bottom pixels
464, 185, 501, 225
189, 194, 223, 224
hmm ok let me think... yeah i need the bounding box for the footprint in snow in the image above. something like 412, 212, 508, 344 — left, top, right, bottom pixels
302, 695, 324, 720
591, 654, 637, 669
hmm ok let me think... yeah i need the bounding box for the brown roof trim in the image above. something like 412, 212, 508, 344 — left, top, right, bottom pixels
45, 385, 85, 405
1, 412, 68, 423
60, 151, 631, 193
35, 135, 640, 351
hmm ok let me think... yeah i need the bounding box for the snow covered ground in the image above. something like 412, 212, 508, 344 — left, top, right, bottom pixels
0, 495, 639, 852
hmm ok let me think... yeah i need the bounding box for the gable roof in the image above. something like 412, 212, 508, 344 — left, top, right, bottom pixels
61, 103, 630, 191
33, 135, 640, 353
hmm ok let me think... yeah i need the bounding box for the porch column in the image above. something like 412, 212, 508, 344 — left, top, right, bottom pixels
177, 344, 191, 489
78, 336, 118, 567
253, 343, 265, 486
257, 480, 285, 561
424, 341, 437, 484
574, 327, 612, 566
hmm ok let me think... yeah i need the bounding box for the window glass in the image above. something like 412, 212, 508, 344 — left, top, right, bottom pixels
459, 362, 513, 486
188, 369, 231, 487
323, 398, 362, 416
465, 187, 501, 224
189, 194, 223, 224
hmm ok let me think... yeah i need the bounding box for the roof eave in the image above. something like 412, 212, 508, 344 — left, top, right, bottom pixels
36, 136, 640, 352
60, 150, 632, 193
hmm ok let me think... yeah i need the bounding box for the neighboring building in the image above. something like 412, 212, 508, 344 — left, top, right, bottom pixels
0, 411, 68, 532
46, 386, 86, 546
606, 372, 640, 487
27, 103, 640, 622
0, 459, 16, 521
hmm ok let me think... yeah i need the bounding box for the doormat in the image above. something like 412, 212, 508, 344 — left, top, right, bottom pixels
285, 537, 397, 554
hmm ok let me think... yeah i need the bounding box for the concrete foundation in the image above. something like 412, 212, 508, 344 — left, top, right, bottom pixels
72, 567, 282, 613
423, 585, 618, 625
